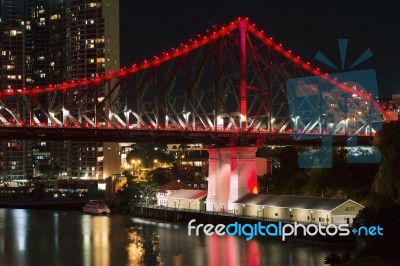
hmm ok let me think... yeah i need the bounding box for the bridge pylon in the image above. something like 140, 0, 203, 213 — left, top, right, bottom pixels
206, 146, 257, 212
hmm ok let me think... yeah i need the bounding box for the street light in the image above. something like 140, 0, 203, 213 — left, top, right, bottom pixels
262, 206, 265, 219
310, 210, 313, 222
189, 199, 191, 210
289, 208, 292, 222
242, 204, 245, 216
131, 159, 141, 176
222, 202, 225, 213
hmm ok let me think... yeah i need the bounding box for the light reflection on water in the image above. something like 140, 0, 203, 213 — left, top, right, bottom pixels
127, 226, 145, 265
81, 215, 110, 266
0, 209, 346, 266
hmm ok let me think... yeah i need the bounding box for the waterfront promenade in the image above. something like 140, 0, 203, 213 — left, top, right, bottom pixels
129, 205, 356, 243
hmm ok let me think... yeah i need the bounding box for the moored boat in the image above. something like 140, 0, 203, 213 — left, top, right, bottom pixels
83, 200, 110, 214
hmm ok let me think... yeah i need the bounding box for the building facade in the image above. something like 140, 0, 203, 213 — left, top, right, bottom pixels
0, 0, 33, 179
0, 0, 120, 180
232, 194, 364, 225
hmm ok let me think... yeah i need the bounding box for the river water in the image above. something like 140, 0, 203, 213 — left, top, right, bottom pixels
0, 208, 349, 266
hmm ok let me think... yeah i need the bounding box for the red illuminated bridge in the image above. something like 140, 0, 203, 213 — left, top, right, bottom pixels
0, 18, 387, 146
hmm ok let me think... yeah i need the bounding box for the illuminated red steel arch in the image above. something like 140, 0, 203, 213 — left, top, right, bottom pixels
0, 17, 388, 142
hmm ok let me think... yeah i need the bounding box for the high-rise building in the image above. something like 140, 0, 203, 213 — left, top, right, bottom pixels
0, 0, 32, 89
47, 0, 121, 179
0, 0, 33, 179
28, 0, 50, 86
0, 0, 121, 180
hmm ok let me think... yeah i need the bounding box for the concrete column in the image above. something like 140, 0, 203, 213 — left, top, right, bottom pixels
206, 148, 218, 211
206, 146, 258, 212
229, 146, 258, 210
206, 148, 231, 211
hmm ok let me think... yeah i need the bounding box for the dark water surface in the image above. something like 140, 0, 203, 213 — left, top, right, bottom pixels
0, 208, 348, 266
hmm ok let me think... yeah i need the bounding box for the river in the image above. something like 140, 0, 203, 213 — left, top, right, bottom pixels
0, 208, 350, 266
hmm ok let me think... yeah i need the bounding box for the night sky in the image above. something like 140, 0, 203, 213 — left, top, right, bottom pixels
120, 0, 400, 98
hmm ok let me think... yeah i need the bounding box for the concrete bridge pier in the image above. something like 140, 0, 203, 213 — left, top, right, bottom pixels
206, 146, 258, 212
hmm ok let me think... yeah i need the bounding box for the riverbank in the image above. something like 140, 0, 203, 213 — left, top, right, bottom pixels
0, 198, 87, 210
129, 205, 357, 244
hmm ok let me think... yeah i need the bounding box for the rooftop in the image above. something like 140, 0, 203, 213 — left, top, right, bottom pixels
167, 189, 208, 200
233, 194, 361, 211
157, 180, 189, 192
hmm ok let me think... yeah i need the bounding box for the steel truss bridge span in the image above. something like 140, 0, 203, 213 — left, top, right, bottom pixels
0, 18, 386, 146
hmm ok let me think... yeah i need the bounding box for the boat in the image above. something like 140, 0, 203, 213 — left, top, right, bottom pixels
83, 200, 111, 214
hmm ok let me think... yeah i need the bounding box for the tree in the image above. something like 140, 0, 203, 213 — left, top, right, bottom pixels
146, 168, 170, 185
136, 183, 158, 205
354, 202, 400, 263
127, 143, 174, 168
372, 120, 400, 204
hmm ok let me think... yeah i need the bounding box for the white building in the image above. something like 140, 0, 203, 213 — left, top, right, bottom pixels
165, 189, 208, 211
232, 194, 364, 225
156, 180, 189, 206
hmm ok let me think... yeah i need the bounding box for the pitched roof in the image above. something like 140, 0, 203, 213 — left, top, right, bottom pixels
233, 194, 352, 211
157, 180, 189, 191
167, 189, 208, 200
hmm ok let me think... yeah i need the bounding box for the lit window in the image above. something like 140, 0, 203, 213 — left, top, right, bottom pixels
38, 17, 46, 26
50, 14, 60, 20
